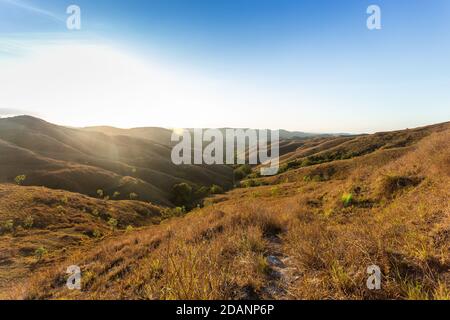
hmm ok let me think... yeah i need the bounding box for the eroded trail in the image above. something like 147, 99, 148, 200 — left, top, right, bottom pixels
263, 235, 300, 299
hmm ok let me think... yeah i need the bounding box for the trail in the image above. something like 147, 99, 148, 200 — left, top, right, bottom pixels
262, 235, 300, 299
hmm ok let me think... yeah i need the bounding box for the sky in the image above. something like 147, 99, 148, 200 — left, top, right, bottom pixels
0, 0, 449, 133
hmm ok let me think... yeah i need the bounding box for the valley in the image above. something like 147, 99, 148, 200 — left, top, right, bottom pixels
0, 117, 448, 299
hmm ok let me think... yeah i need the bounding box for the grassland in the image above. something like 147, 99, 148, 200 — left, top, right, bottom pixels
0, 121, 449, 300
0, 116, 233, 206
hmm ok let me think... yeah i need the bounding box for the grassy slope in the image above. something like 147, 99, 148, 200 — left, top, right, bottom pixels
0, 116, 233, 206
0, 184, 162, 298
9, 121, 448, 300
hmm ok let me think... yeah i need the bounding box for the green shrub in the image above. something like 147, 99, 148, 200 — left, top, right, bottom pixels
301, 159, 313, 167
113, 191, 121, 198
194, 186, 210, 199
241, 179, 259, 188
108, 218, 118, 230
171, 183, 193, 206
341, 192, 353, 207
234, 165, 252, 180
34, 247, 48, 261
162, 207, 186, 219
256, 255, 271, 275
92, 229, 102, 238
14, 174, 26, 185
1, 220, 14, 233
233, 168, 246, 180
210, 184, 224, 194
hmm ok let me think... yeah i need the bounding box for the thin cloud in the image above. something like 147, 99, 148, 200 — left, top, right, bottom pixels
1, 0, 64, 22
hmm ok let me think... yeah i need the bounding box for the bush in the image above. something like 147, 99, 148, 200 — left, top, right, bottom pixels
96, 189, 104, 198
234, 165, 252, 180
92, 229, 102, 238
241, 179, 257, 188
162, 207, 186, 219
171, 183, 193, 206
34, 247, 48, 261
23, 216, 34, 229
113, 191, 121, 198
210, 185, 224, 194
1, 220, 14, 233
108, 218, 118, 230
233, 168, 246, 180
14, 174, 26, 185
341, 192, 353, 207
194, 186, 210, 199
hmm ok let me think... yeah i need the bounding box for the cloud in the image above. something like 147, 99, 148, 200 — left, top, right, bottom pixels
1, 0, 64, 22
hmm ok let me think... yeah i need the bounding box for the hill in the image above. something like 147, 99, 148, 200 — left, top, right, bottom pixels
0, 116, 233, 206
3, 120, 448, 300
0, 184, 163, 298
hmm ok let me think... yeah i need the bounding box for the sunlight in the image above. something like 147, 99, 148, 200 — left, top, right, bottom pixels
0, 41, 238, 128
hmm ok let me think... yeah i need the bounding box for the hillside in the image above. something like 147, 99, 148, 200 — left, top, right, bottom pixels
0, 116, 233, 206
2, 121, 448, 300
0, 184, 163, 298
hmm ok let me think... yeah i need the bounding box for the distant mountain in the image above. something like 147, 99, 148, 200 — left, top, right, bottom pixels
85, 126, 340, 144
83, 126, 173, 145
278, 129, 337, 139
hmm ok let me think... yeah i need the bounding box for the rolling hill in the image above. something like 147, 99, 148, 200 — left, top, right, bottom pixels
1, 120, 448, 299
0, 116, 233, 206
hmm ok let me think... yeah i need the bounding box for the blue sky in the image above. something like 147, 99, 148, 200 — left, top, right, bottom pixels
0, 0, 449, 132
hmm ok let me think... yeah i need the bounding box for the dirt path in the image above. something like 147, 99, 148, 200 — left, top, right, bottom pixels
262, 235, 300, 299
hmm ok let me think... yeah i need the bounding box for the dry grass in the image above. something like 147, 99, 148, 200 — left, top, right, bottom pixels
0, 184, 162, 298
1, 122, 449, 300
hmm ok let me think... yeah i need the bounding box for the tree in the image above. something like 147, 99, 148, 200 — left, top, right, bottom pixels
171, 183, 192, 206
234, 165, 252, 181
194, 186, 210, 200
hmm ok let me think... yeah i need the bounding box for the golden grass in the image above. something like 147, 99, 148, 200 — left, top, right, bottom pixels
2, 124, 449, 300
